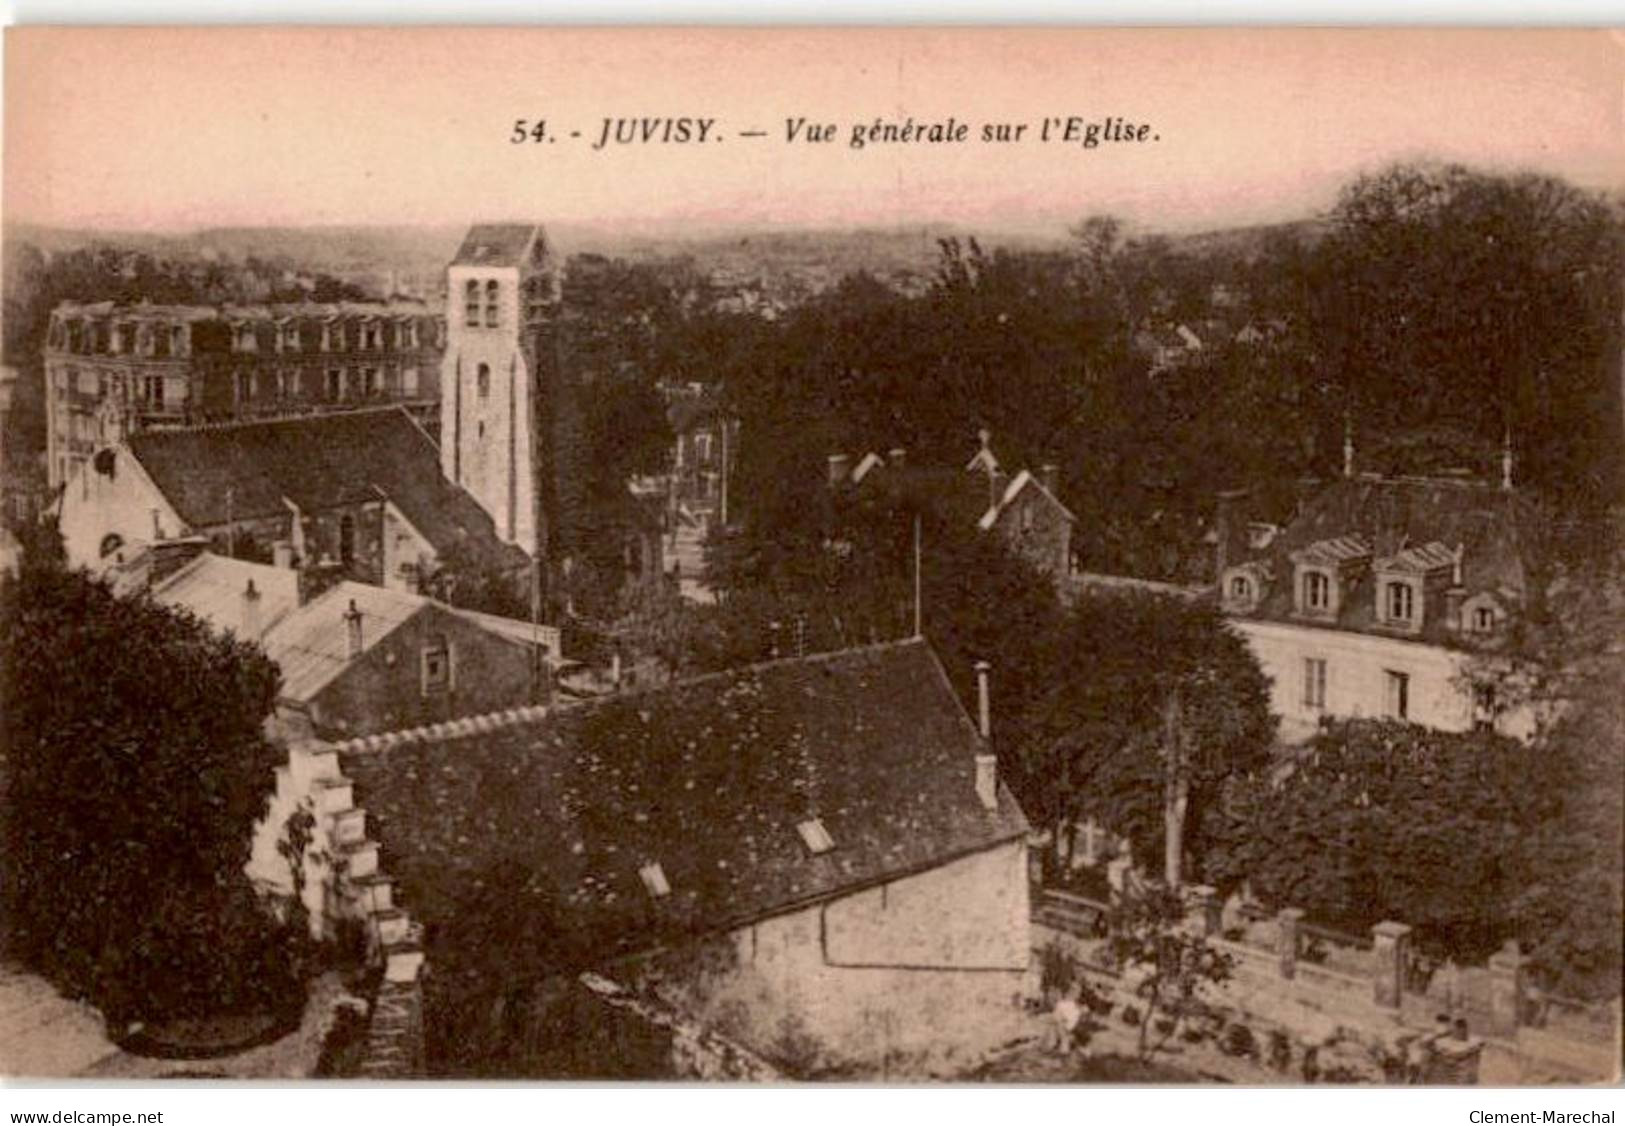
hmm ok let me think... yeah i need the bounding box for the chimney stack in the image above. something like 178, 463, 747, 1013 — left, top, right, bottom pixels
888, 447, 906, 469
827, 453, 851, 489
1039, 463, 1060, 496
343, 598, 363, 658
272, 539, 294, 569
975, 752, 998, 812
974, 660, 992, 740
1501, 428, 1514, 491
242, 578, 262, 639
1343, 412, 1355, 480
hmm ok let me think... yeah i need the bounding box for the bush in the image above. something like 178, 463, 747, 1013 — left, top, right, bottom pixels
1038, 942, 1079, 998
1267, 1029, 1293, 1072
1221, 1022, 1258, 1059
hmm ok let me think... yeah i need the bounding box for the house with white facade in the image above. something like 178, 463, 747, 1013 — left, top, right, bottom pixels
1214, 463, 1543, 743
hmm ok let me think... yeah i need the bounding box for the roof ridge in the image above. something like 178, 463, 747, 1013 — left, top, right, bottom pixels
331, 703, 556, 756
328, 636, 932, 753
131, 404, 414, 440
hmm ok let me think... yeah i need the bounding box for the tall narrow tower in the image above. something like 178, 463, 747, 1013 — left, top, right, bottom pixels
440, 224, 559, 557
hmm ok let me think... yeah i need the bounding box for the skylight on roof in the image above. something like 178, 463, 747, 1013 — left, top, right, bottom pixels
797, 818, 835, 855
639, 861, 671, 899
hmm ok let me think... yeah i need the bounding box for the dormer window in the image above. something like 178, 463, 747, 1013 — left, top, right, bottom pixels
796, 818, 835, 856
1385, 580, 1414, 623
1471, 605, 1496, 632
639, 861, 671, 899
1230, 575, 1252, 601
1303, 571, 1330, 612
281, 323, 300, 352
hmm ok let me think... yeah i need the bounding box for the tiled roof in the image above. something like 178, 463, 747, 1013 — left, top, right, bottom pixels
449, 224, 543, 268
261, 582, 426, 702
150, 552, 299, 640
127, 408, 525, 572
338, 638, 1028, 982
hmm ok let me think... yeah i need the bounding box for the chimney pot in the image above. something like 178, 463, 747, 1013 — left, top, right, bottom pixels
272, 540, 294, 569
888, 447, 906, 468
827, 453, 851, 488
241, 577, 263, 638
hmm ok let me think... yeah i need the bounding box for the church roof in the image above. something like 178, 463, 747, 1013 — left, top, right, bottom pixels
127, 407, 525, 573
450, 224, 544, 268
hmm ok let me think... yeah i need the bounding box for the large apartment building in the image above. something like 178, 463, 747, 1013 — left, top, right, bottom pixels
43, 300, 445, 489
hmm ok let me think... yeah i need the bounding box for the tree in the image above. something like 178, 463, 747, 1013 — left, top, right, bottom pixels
0, 550, 292, 1023
1314, 163, 1623, 516
1203, 718, 1561, 968
420, 538, 531, 621
1020, 589, 1275, 883
1107, 876, 1234, 1060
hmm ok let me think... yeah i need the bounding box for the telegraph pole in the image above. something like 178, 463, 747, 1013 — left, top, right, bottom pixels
1163, 687, 1188, 889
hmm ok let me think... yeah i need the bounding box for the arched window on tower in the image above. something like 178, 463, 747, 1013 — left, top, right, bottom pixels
464, 280, 481, 327
477, 363, 491, 399
484, 280, 500, 327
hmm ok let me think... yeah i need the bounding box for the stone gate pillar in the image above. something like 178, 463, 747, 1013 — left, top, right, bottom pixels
1487, 940, 1527, 1039
1371, 920, 1411, 1010
1277, 908, 1305, 980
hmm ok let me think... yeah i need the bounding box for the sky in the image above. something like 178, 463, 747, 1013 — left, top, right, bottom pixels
4, 27, 1621, 238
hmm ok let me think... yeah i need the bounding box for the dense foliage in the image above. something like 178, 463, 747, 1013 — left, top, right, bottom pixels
1021, 590, 1276, 883
0, 547, 296, 1023
1204, 714, 1621, 996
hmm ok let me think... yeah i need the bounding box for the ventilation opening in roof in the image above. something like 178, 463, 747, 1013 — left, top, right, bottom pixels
797, 818, 835, 856
639, 861, 671, 899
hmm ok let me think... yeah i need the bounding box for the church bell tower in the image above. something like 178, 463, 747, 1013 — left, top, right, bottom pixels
440, 224, 559, 558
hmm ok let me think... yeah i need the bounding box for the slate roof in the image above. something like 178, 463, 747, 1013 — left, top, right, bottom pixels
337, 638, 1028, 982
450, 224, 543, 268
262, 582, 427, 703
1221, 475, 1543, 644
127, 408, 526, 572
150, 552, 300, 640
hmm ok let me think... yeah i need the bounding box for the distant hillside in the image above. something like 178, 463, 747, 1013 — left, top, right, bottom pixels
3, 216, 1318, 303
5, 220, 1071, 296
